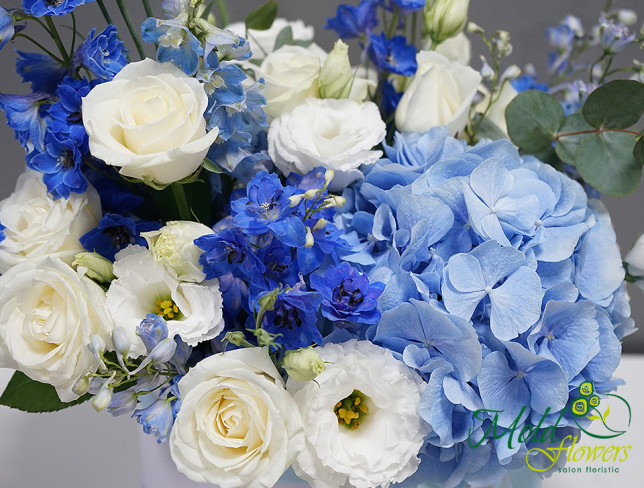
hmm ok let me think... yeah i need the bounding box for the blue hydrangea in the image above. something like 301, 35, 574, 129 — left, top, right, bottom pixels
324, 0, 379, 39
22, 0, 95, 17
74, 25, 128, 81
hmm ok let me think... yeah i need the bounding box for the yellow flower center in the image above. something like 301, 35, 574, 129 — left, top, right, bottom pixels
154, 298, 181, 320
334, 390, 369, 430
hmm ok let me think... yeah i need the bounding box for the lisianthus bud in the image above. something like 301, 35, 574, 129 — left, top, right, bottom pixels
424, 0, 470, 44
72, 375, 91, 396
111, 327, 130, 356
320, 40, 353, 99
283, 348, 326, 382
73, 252, 115, 284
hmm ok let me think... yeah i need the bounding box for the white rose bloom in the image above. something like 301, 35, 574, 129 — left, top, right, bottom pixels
170, 347, 304, 488
287, 340, 428, 488
0, 257, 113, 402
0, 170, 100, 274
256, 44, 326, 119
268, 98, 386, 191
82, 58, 219, 185
226, 18, 314, 59
105, 245, 224, 357
395, 51, 482, 136
474, 81, 519, 136
432, 32, 472, 65
142, 220, 213, 283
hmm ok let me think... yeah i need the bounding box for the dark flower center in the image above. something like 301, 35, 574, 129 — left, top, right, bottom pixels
67, 111, 82, 124
59, 149, 75, 169
104, 225, 132, 249
272, 303, 301, 330
332, 279, 364, 307
46, 0, 64, 6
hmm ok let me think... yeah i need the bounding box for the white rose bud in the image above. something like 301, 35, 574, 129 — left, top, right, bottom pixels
73, 252, 115, 284
320, 40, 353, 99
424, 0, 470, 44
142, 220, 214, 282
282, 348, 326, 382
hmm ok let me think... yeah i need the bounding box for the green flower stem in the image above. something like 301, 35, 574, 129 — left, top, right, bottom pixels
386, 7, 400, 39
216, 0, 229, 27
13, 33, 64, 63
171, 183, 193, 221
116, 0, 146, 60
96, 0, 114, 25
70, 12, 78, 57
44, 16, 71, 65
142, 0, 154, 18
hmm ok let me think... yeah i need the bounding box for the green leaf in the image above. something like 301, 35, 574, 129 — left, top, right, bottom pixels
575, 131, 642, 196
634, 130, 644, 167
472, 113, 507, 141
506, 90, 565, 153
273, 26, 293, 51
582, 80, 644, 129
0, 371, 90, 413
555, 113, 595, 165
245, 1, 278, 31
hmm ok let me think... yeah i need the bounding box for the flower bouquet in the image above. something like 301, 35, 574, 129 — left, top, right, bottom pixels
0, 1, 643, 487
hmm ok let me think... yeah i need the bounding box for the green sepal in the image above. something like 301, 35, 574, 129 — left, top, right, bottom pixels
245, 1, 278, 31
0, 371, 90, 413
505, 90, 565, 153
582, 80, 644, 129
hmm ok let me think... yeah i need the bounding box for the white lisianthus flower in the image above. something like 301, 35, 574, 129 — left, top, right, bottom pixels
0, 170, 100, 274
395, 51, 481, 136
142, 220, 214, 282
105, 245, 224, 357
170, 347, 305, 488
0, 257, 113, 402
287, 340, 429, 488
82, 58, 219, 185
226, 18, 314, 59
268, 98, 386, 191
256, 43, 327, 119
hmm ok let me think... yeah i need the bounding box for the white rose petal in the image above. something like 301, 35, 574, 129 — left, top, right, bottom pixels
268, 98, 386, 191
170, 347, 304, 488
105, 245, 224, 357
142, 220, 214, 282
0, 257, 113, 402
396, 51, 482, 136
0, 170, 101, 274
227, 18, 315, 60
288, 340, 429, 488
82, 58, 219, 184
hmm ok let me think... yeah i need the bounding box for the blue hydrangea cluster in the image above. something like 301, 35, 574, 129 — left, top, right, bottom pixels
141, 3, 267, 180
332, 126, 634, 486
195, 168, 384, 351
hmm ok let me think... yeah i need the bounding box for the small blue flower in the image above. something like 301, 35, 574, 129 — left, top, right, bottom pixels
0, 8, 24, 52
22, 0, 95, 17
142, 14, 203, 75
324, 0, 379, 40
74, 25, 128, 80
231, 171, 306, 247
0, 92, 48, 151
511, 74, 549, 93
196, 228, 264, 279
391, 0, 425, 11
132, 395, 175, 443
80, 213, 161, 261
0, 222, 5, 244
598, 16, 636, 54
310, 262, 385, 324
16, 51, 67, 94
137, 314, 169, 355
28, 129, 87, 199
47, 76, 94, 144
368, 32, 417, 76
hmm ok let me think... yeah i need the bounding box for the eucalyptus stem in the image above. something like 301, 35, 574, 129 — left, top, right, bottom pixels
116, 0, 146, 60
44, 16, 71, 65
171, 183, 192, 221
13, 33, 64, 64
96, 0, 114, 25
386, 8, 400, 38
142, 0, 154, 18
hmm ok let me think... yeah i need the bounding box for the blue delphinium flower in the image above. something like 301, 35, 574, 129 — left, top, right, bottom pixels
391, 0, 425, 11
47, 76, 94, 144
28, 130, 87, 198
196, 227, 264, 280
132, 394, 176, 443
0, 8, 24, 51
310, 262, 385, 324
251, 238, 299, 291
230, 171, 306, 247
0, 222, 5, 244
598, 16, 636, 54
0, 92, 48, 151
74, 25, 128, 81
137, 314, 169, 354
16, 51, 67, 94
142, 13, 203, 75
368, 32, 418, 76
22, 0, 95, 17
511, 74, 549, 93
324, 0, 379, 40
80, 213, 161, 261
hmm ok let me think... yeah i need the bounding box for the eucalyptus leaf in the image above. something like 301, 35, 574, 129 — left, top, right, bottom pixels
555, 113, 595, 165
472, 113, 507, 141
245, 1, 278, 31
582, 80, 644, 129
634, 130, 644, 167
273, 26, 293, 51
575, 131, 642, 196
0, 371, 90, 413
506, 90, 565, 153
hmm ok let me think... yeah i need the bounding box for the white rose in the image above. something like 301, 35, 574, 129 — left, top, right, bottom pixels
170, 347, 304, 488
0, 170, 100, 274
268, 98, 386, 191
227, 18, 314, 59
395, 51, 482, 136
256, 44, 326, 119
142, 220, 213, 283
474, 81, 519, 136
287, 340, 428, 488
105, 245, 224, 357
432, 31, 472, 65
82, 58, 219, 185
0, 257, 113, 402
